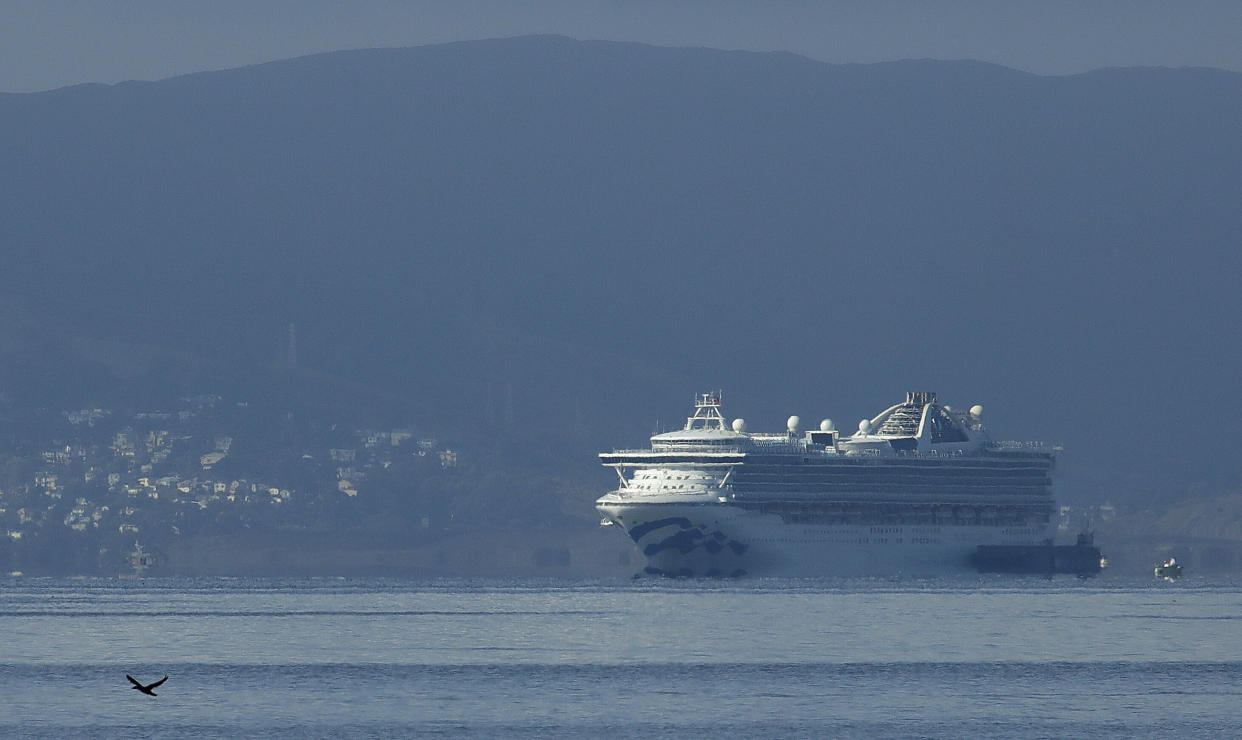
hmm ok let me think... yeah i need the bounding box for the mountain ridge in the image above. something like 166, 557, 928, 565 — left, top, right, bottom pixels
2, 35, 1240, 502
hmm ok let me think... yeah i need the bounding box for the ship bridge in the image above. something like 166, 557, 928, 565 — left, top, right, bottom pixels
648, 391, 750, 451
600, 392, 748, 496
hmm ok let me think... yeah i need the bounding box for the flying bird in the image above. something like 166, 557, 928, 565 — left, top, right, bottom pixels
127, 674, 169, 696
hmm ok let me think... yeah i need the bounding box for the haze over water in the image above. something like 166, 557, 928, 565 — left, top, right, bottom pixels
2, 3, 1241, 736
2, 577, 1239, 737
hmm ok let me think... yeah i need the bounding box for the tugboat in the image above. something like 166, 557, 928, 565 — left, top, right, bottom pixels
1154, 557, 1183, 581
971, 531, 1105, 576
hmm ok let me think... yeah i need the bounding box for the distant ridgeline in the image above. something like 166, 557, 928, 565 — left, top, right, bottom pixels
1, 36, 1240, 505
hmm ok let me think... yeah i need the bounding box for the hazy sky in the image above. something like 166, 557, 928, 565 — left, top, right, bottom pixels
3, 0, 1241, 92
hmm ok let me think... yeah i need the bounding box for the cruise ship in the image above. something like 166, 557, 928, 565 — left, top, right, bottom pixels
597, 392, 1058, 576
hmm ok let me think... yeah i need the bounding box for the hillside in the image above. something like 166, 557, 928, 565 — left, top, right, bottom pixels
2, 35, 1241, 507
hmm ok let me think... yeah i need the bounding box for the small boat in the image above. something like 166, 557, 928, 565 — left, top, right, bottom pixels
125, 541, 156, 577
1154, 557, 1182, 581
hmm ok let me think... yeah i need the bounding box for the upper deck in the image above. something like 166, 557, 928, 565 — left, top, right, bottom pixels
599, 391, 1055, 468
598, 392, 1055, 513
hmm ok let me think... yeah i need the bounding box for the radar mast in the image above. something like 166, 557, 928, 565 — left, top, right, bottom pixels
685, 391, 727, 431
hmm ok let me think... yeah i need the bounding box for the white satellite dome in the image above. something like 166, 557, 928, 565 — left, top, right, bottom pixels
820, 419, 835, 432
970, 404, 984, 419
787, 415, 801, 433
732, 418, 747, 433
858, 419, 872, 434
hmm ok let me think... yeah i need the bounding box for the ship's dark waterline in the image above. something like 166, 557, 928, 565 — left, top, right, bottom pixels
2, 577, 1240, 737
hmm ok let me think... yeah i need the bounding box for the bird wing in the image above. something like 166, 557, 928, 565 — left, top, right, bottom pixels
148, 675, 169, 689
127, 675, 143, 688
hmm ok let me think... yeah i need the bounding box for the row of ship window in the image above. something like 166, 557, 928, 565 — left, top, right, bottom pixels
771, 517, 1048, 529
748, 536, 943, 545
629, 472, 717, 491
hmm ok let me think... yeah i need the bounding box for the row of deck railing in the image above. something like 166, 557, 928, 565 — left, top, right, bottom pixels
607, 441, 1053, 456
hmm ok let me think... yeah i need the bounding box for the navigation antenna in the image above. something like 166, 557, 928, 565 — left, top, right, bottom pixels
686, 391, 727, 430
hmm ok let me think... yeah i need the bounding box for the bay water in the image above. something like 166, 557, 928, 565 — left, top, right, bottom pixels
2, 576, 1239, 737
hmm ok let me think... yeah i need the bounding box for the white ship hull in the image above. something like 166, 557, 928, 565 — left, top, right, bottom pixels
599, 500, 1052, 577
597, 392, 1058, 578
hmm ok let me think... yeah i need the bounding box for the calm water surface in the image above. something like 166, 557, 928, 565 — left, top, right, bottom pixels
2, 576, 1239, 737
